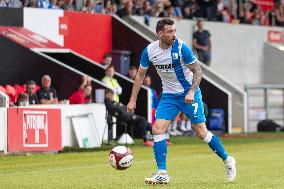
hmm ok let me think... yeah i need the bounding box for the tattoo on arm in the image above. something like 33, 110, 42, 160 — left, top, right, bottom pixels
187, 60, 202, 93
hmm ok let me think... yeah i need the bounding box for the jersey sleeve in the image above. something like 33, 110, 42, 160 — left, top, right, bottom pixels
140, 47, 151, 69
181, 42, 197, 65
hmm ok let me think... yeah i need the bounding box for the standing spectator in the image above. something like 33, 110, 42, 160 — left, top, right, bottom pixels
143, 75, 159, 124
101, 53, 112, 67
69, 84, 93, 104
127, 65, 138, 80
101, 65, 122, 103
193, 19, 211, 66
37, 75, 59, 104
26, 80, 39, 105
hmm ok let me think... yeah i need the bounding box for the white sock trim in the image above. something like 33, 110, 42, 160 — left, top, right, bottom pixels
203, 131, 213, 143
154, 134, 166, 142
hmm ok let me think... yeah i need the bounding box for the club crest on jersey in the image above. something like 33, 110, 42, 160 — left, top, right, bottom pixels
172, 53, 179, 60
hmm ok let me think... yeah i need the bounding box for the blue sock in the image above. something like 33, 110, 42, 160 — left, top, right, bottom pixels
204, 131, 228, 161
153, 135, 167, 171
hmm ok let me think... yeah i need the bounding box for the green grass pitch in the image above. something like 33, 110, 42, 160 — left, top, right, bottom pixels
1, 135, 284, 189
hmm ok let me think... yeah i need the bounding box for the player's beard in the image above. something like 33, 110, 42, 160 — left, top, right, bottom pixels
167, 37, 175, 46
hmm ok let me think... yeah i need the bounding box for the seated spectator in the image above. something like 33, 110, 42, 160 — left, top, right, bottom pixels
101, 53, 112, 67
38, 0, 59, 9
275, 3, 284, 27
104, 89, 153, 147
104, 0, 117, 14
37, 75, 59, 104
116, 0, 134, 18
0, 85, 6, 94
26, 80, 39, 105
0, 0, 22, 7
81, 0, 95, 13
15, 93, 29, 106
5, 85, 17, 106
143, 75, 159, 124
79, 76, 92, 91
101, 65, 122, 103
127, 65, 138, 80
69, 84, 93, 104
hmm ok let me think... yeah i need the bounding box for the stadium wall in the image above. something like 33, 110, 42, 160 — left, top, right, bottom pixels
132, 16, 284, 89
263, 43, 284, 84
23, 8, 112, 62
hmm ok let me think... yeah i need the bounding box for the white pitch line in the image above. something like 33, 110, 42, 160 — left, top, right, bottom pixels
0, 147, 282, 177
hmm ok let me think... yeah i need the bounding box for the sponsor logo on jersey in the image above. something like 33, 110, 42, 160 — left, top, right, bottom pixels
154, 64, 176, 70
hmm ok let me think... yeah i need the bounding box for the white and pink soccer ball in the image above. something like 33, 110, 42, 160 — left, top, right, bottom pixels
109, 146, 133, 170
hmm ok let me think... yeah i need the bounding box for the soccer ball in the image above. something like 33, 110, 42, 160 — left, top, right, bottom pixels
109, 146, 133, 170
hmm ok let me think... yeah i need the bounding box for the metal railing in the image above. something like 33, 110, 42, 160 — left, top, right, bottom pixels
245, 85, 284, 132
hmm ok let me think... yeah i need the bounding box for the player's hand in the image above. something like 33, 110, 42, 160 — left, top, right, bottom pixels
185, 91, 194, 104
127, 100, 136, 113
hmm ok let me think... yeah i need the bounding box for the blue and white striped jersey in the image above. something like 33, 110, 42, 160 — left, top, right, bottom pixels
140, 39, 198, 94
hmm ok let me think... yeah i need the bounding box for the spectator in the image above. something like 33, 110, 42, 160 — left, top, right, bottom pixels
101, 65, 122, 103
0, 0, 22, 7
143, 75, 159, 124
152, 2, 164, 17
101, 53, 112, 67
193, 19, 211, 66
38, 0, 59, 9
275, 3, 284, 26
26, 80, 39, 105
170, 0, 183, 19
81, 0, 95, 13
69, 84, 93, 104
180, 113, 192, 131
127, 65, 138, 80
104, 0, 117, 14
79, 75, 92, 90
15, 93, 29, 106
159, 5, 176, 18
116, 0, 134, 18
23, 0, 38, 7
37, 75, 59, 104
104, 89, 153, 147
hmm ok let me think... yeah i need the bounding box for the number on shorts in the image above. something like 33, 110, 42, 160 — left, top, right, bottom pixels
192, 103, 198, 114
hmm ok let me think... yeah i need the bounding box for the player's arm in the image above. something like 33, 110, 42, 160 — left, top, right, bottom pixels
127, 67, 147, 113
185, 60, 202, 104
187, 60, 202, 93
182, 42, 203, 103
127, 47, 150, 112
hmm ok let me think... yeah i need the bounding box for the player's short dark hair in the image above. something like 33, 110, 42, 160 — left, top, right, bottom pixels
26, 80, 36, 86
156, 18, 174, 33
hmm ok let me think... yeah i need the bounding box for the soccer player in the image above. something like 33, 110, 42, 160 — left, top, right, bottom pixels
127, 18, 236, 184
